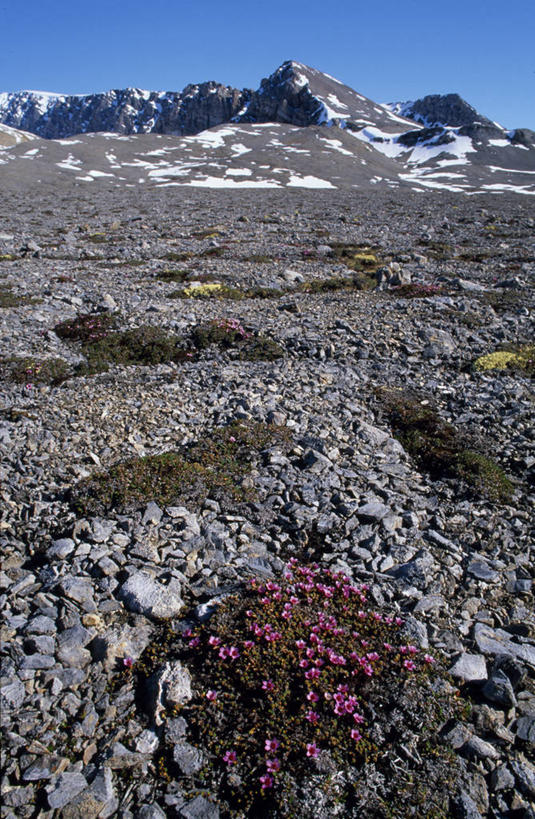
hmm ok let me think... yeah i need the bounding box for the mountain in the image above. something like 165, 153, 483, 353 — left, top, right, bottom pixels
0, 62, 418, 139
1, 61, 534, 194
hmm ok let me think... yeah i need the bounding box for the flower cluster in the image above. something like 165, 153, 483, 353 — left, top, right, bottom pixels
179, 561, 443, 813
216, 317, 250, 339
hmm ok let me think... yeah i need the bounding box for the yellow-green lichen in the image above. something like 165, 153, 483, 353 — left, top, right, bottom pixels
473, 346, 534, 376
182, 283, 224, 298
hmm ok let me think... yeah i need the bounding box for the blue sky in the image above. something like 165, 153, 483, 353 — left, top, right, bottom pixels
1, 0, 534, 128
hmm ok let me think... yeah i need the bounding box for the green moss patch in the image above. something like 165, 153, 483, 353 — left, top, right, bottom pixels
79, 325, 195, 374
417, 240, 454, 261
477, 290, 525, 314
70, 421, 291, 515
389, 284, 446, 299
156, 269, 190, 283
378, 389, 513, 502
330, 244, 381, 273
0, 288, 42, 308
165, 252, 194, 262
1, 357, 72, 386
138, 563, 462, 817
191, 319, 284, 361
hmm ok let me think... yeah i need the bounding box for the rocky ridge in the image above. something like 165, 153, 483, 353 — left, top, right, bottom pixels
0, 185, 534, 817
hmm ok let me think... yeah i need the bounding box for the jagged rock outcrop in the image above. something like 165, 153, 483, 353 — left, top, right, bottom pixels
0, 84, 251, 139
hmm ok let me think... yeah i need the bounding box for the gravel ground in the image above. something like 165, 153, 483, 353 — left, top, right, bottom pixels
1, 187, 534, 818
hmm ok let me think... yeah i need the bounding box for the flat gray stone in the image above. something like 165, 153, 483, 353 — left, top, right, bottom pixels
516, 715, 535, 743
59, 767, 117, 819
357, 501, 389, 522
46, 772, 87, 810
151, 661, 192, 724
511, 757, 535, 798
449, 653, 488, 682
482, 669, 517, 707
474, 623, 535, 666
179, 795, 220, 819
467, 559, 499, 583
172, 742, 204, 775
118, 571, 184, 619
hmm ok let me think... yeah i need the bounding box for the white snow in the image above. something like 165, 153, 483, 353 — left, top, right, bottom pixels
23, 148, 39, 156
326, 94, 348, 111
230, 143, 251, 156
225, 168, 252, 176
286, 173, 335, 189
320, 138, 353, 156
488, 139, 511, 148
488, 165, 535, 175
56, 139, 83, 146
481, 183, 535, 195
322, 72, 345, 86
187, 176, 282, 189
87, 170, 115, 177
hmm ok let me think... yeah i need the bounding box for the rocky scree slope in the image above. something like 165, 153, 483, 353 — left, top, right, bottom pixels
0, 186, 534, 818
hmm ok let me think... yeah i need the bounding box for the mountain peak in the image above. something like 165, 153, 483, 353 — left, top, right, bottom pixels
387, 93, 498, 130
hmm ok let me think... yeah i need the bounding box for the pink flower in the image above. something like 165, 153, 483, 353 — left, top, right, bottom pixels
209, 635, 221, 647
305, 668, 321, 680
218, 646, 229, 660
403, 659, 416, 671
350, 729, 362, 742
424, 654, 435, 664
307, 690, 319, 702
266, 757, 281, 773
305, 710, 319, 724
262, 679, 274, 692
306, 742, 319, 758
206, 690, 218, 701
228, 646, 240, 660
265, 738, 280, 753
229, 436, 236, 443
353, 712, 365, 724
123, 657, 134, 669
260, 773, 273, 789
223, 750, 237, 765
243, 640, 255, 650
188, 636, 200, 648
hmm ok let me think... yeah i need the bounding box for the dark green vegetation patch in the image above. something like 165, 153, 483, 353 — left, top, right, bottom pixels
70, 421, 292, 515
191, 319, 284, 361
378, 389, 513, 502
0, 287, 42, 308
135, 563, 463, 818
1, 357, 72, 386
54, 312, 119, 343
78, 326, 195, 374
